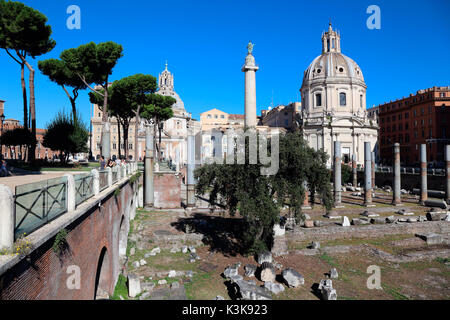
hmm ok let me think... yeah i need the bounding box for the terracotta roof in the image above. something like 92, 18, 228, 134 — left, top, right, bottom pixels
228, 114, 244, 120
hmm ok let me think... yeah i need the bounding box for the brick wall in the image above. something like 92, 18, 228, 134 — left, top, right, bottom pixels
0, 178, 139, 300
154, 172, 182, 209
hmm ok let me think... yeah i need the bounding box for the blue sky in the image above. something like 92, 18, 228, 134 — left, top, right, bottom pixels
0, 0, 449, 128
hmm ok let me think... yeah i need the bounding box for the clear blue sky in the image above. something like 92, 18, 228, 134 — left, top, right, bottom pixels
0, 0, 449, 128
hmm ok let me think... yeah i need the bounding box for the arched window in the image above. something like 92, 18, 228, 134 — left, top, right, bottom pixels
339, 92, 346, 106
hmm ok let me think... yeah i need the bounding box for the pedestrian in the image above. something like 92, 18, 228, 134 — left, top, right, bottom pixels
0, 160, 7, 177
99, 156, 106, 170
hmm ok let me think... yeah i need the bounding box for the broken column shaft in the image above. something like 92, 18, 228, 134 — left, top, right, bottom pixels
420, 144, 428, 204
334, 141, 342, 207
446, 145, 450, 204
352, 154, 357, 188
364, 142, 373, 206
392, 143, 402, 206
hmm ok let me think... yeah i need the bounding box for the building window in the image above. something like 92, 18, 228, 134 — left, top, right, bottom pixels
129, 144, 133, 150
405, 134, 409, 143
405, 112, 409, 119
220, 115, 225, 119
207, 114, 211, 119
398, 114, 402, 120
440, 92, 445, 98
315, 94, 322, 107
413, 109, 417, 116
113, 143, 117, 150
339, 93, 346, 106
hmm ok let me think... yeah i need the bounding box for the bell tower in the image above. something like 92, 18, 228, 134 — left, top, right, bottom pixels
159, 61, 174, 92
322, 22, 341, 53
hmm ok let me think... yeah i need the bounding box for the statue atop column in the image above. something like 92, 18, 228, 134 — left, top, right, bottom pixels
247, 41, 254, 54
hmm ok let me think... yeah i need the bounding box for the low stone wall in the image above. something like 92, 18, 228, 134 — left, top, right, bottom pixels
357, 171, 446, 191
154, 172, 182, 209
289, 221, 450, 243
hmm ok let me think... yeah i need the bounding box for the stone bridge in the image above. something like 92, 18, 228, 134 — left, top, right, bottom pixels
0, 163, 141, 300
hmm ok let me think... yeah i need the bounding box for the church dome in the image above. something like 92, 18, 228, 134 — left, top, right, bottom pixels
300, 24, 368, 118
303, 52, 364, 84
301, 23, 365, 87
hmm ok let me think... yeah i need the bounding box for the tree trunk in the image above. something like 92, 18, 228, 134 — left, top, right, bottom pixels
122, 121, 130, 161
20, 57, 36, 163
117, 120, 121, 160
101, 77, 110, 159
158, 121, 163, 162
134, 105, 141, 162
20, 62, 28, 131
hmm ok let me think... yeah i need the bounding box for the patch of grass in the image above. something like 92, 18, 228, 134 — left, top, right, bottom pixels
184, 271, 227, 300
382, 284, 409, 300
111, 274, 129, 300
319, 252, 338, 267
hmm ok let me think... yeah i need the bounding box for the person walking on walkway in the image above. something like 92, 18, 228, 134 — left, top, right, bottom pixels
0, 160, 8, 177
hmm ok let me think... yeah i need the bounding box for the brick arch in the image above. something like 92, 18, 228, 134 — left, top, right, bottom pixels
94, 246, 110, 300
118, 215, 127, 258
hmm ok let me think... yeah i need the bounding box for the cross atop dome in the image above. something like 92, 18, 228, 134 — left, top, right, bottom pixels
322, 22, 341, 54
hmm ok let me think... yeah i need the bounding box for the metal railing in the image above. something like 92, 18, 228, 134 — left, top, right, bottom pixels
14, 176, 68, 240
1, 164, 139, 244
74, 173, 94, 207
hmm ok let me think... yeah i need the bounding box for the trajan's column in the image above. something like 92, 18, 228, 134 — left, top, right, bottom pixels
242, 41, 259, 128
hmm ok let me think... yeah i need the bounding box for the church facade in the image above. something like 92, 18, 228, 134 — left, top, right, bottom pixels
300, 24, 378, 167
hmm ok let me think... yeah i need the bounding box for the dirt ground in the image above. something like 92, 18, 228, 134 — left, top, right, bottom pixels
119, 198, 450, 300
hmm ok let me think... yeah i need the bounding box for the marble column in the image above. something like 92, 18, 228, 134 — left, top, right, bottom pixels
144, 123, 154, 208
420, 144, 428, 204
186, 129, 196, 208
334, 141, 343, 207
364, 142, 374, 206
392, 143, 402, 206
445, 145, 450, 204
242, 42, 259, 128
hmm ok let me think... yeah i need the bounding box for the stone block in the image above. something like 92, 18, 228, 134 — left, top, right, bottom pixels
259, 262, 276, 283
244, 264, 257, 277
128, 274, 141, 298
304, 220, 314, 228
257, 251, 273, 264
263, 282, 285, 294
281, 268, 305, 288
